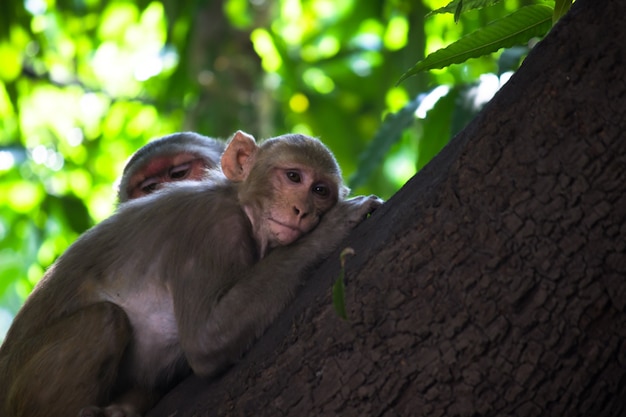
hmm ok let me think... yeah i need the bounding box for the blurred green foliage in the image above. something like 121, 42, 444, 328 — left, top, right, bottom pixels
0, 0, 556, 337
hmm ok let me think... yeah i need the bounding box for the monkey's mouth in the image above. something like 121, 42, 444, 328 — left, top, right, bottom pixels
269, 219, 303, 244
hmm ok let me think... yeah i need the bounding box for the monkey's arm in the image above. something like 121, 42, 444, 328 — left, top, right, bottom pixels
183, 195, 382, 377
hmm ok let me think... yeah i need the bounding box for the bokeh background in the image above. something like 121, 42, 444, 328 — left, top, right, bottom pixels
0, 0, 537, 338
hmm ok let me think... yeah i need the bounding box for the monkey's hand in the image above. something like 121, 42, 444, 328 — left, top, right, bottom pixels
331, 195, 384, 229
296, 194, 383, 257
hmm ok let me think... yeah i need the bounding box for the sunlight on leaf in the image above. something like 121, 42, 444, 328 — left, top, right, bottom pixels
251, 28, 282, 72
98, 3, 139, 40
415, 85, 450, 119
0, 43, 21, 81
383, 151, 417, 187
301, 35, 340, 61
0, 151, 15, 170
92, 42, 142, 96
5, 183, 44, 213
224, 0, 253, 28
383, 15, 409, 51
303, 68, 335, 93
385, 87, 410, 113
289, 93, 310, 113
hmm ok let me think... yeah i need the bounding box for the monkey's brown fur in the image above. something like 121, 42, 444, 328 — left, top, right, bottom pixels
118, 131, 225, 202
0, 131, 382, 417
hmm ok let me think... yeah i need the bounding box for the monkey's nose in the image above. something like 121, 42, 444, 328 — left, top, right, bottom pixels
293, 206, 309, 219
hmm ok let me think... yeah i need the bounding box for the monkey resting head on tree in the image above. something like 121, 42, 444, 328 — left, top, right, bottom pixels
0, 130, 383, 417
117, 131, 226, 203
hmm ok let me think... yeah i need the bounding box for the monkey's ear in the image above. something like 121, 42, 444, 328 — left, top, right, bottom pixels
221, 131, 258, 181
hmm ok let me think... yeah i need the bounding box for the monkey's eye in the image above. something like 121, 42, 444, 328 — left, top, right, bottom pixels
139, 179, 159, 194
312, 184, 330, 198
286, 171, 301, 183
170, 162, 191, 179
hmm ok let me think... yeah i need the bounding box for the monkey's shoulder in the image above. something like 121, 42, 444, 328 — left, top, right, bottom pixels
39, 179, 252, 294
117, 179, 252, 257
115, 179, 236, 219
154, 179, 243, 223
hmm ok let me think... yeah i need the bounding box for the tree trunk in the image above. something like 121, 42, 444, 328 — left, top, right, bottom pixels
149, 0, 626, 415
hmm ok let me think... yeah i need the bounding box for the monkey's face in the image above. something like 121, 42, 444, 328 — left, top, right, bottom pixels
126, 153, 213, 200
262, 165, 338, 247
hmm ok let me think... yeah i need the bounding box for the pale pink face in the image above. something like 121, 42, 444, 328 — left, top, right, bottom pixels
260, 164, 338, 248
127, 153, 210, 199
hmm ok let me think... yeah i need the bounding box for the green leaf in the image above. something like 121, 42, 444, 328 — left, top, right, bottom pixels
553, 0, 572, 24
398, 5, 553, 84
454, 0, 464, 23
428, 0, 503, 17
332, 248, 355, 320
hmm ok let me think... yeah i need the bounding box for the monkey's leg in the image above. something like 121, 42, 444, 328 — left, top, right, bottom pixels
6, 302, 131, 417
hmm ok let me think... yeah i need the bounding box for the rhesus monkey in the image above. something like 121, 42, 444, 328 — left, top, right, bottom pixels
117, 131, 225, 202
0, 131, 382, 417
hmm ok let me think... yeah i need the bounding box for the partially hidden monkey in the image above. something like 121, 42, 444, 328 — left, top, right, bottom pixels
0, 130, 382, 417
117, 131, 225, 202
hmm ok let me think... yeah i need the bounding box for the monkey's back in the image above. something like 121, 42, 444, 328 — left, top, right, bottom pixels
0, 178, 255, 384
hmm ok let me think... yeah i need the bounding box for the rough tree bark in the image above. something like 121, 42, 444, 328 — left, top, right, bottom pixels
149, 0, 626, 415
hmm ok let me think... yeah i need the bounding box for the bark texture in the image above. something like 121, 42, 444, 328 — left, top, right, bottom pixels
149, 0, 626, 415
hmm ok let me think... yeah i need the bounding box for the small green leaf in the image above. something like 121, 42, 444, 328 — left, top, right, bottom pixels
553, 0, 572, 24
398, 5, 553, 84
332, 248, 355, 320
454, 0, 463, 23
